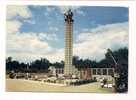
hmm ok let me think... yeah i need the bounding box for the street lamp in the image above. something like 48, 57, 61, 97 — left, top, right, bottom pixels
107, 49, 120, 92
26, 63, 29, 80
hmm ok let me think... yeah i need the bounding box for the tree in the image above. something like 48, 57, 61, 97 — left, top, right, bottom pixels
106, 48, 128, 93
6, 57, 12, 72
52, 60, 64, 68
30, 58, 50, 72
72, 56, 79, 66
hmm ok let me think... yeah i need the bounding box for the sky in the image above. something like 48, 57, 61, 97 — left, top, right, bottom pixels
6, 6, 128, 63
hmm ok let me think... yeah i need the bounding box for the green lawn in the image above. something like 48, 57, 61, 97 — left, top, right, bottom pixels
6, 79, 114, 93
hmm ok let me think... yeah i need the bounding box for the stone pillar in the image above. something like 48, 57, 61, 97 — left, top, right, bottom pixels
107, 68, 109, 75
64, 10, 74, 75
101, 68, 103, 75
96, 68, 98, 75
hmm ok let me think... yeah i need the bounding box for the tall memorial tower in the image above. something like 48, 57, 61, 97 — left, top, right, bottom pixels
64, 9, 74, 75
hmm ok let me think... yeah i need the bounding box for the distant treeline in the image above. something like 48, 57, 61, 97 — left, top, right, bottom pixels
6, 47, 128, 93
6, 47, 128, 73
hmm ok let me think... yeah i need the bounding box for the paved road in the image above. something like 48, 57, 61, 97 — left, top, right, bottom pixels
6, 79, 114, 93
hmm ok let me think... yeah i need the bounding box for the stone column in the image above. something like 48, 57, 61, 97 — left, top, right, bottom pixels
107, 68, 109, 75
64, 10, 74, 75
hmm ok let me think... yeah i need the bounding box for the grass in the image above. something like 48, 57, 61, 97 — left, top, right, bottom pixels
6, 79, 114, 93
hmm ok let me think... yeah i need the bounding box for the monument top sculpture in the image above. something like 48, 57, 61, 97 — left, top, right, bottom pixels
64, 9, 74, 23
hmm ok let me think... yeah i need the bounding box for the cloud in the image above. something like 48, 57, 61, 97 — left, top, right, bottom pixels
7, 32, 51, 54
58, 6, 80, 14
76, 10, 86, 16
46, 6, 55, 12
6, 6, 128, 63
7, 19, 128, 63
6, 21, 60, 62
6, 20, 22, 35
23, 19, 36, 24
6, 32, 58, 62
49, 26, 59, 32
6, 5, 63, 63
44, 6, 55, 17
73, 22, 128, 61
44, 12, 49, 16
7, 5, 32, 19
38, 33, 58, 41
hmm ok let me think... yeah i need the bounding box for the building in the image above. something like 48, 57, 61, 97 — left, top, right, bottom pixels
79, 67, 114, 81
49, 66, 114, 81
79, 68, 92, 80
49, 66, 64, 76
91, 68, 114, 81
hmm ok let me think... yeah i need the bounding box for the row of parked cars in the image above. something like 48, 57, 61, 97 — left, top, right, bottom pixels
8, 71, 30, 79
100, 78, 113, 88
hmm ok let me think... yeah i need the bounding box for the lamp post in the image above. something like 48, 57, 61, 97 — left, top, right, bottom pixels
107, 49, 119, 92
26, 63, 29, 80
